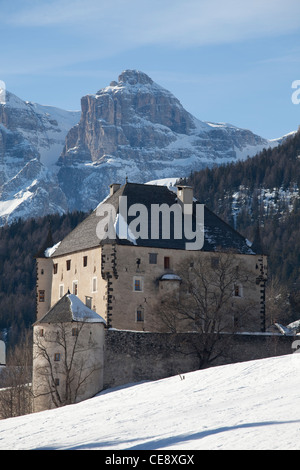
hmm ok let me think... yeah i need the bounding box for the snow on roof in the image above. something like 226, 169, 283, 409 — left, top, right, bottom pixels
274, 323, 294, 335
287, 319, 300, 332
160, 274, 182, 281
35, 294, 106, 325
67, 294, 106, 324
44, 241, 61, 258
114, 212, 137, 245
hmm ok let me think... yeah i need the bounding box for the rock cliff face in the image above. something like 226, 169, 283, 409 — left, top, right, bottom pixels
57, 70, 276, 211
0, 91, 80, 224
59, 70, 194, 164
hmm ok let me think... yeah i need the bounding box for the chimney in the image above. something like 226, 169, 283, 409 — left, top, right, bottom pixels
177, 185, 193, 214
109, 183, 121, 196
0, 340, 5, 366
177, 185, 193, 204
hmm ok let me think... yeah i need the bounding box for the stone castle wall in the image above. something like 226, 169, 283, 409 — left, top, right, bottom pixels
103, 330, 295, 389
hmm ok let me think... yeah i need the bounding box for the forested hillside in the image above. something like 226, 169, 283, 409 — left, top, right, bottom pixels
0, 211, 87, 348
186, 129, 300, 291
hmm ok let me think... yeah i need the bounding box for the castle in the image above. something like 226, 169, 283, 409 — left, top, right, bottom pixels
32, 181, 268, 411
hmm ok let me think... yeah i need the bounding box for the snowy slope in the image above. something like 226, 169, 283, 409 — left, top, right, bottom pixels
0, 92, 80, 224
0, 354, 300, 450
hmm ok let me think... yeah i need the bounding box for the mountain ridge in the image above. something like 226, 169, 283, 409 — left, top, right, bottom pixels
0, 70, 283, 224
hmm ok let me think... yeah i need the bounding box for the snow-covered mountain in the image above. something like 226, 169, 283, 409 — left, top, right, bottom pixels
0, 354, 299, 450
0, 71, 280, 224
57, 70, 278, 212
0, 91, 80, 224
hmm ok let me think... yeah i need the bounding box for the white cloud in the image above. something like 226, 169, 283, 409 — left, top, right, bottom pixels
2, 0, 300, 81
7, 0, 300, 48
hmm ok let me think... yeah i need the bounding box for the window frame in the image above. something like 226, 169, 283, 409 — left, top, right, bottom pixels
85, 296, 92, 309
59, 284, 64, 298
233, 283, 243, 298
164, 256, 170, 269
92, 277, 97, 293
133, 276, 143, 292
136, 306, 144, 322
149, 253, 158, 264
38, 290, 45, 302
72, 280, 78, 295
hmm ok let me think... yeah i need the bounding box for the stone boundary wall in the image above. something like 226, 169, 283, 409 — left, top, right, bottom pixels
103, 330, 295, 389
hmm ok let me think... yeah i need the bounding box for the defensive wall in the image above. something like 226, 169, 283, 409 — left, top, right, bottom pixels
103, 330, 295, 389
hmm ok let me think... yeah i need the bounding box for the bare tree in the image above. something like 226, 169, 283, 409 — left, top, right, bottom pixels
33, 320, 102, 410
158, 252, 257, 368
0, 331, 33, 419
265, 277, 291, 327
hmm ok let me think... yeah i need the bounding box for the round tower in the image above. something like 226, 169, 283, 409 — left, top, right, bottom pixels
35, 226, 55, 321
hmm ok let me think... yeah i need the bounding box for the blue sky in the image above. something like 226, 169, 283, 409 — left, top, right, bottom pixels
1, 0, 300, 139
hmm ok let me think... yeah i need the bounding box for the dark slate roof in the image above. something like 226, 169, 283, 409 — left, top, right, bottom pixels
34, 294, 106, 325
50, 182, 255, 257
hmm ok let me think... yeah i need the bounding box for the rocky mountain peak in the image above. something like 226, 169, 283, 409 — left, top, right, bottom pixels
118, 69, 154, 86
56, 70, 277, 213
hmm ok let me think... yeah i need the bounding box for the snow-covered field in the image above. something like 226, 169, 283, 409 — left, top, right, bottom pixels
0, 354, 300, 450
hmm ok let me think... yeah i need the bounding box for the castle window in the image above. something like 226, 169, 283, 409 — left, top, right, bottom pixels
39, 329, 44, 337
41, 269, 44, 275
54, 353, 60, 362
85, 296, 92, 309
66, 260, 71, 271
92, 277, 97, 293
53, 263, 58, 274
133, 277, 143, 292
149, 253, 157, 264
136, 306, 144, 322
38, 290, 45, 302
54, 378, 60, 386
234, 313, 240, 328
72, 328, 78, 337
83, 256, 88, 267
73, 281, 78, 295
59, 284, 64, 298
233, 284, 243, 297
164, 257, 170, 269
